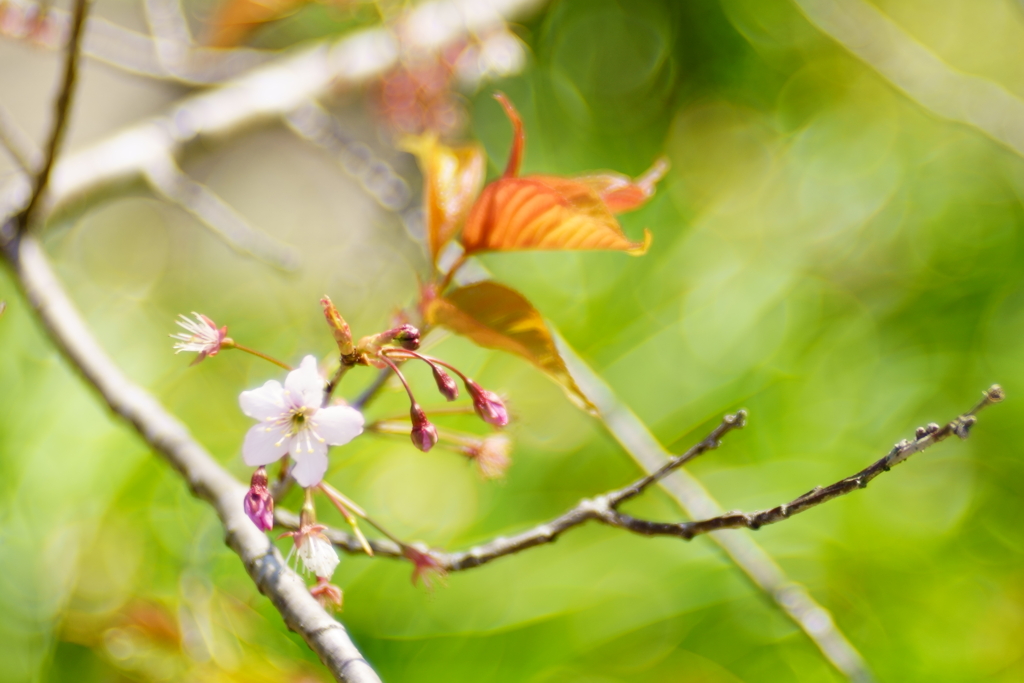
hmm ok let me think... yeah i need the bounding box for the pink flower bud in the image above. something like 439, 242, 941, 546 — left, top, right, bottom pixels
432, 366, 459, 401
390, 324, 421, 350
409, 404, 439, 452
466, 380, 509, 427
243, 466, 274, 532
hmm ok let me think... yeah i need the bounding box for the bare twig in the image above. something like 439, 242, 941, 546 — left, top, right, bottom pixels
0, 230, 383, 683
291, 386, 1001, 578
795, 0, 1024, 161
17, 0, 89, 227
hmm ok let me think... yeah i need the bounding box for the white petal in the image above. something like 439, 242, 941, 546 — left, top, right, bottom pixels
285, 355, 324, 408
240, 380, 285, 420
298, 535, 339, 578
313, 406, 364, 446
290, 442, 329, 487
242, 422, 290, 466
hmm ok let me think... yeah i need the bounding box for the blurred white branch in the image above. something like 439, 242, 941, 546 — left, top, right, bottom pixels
795, 0, 1024, 159
0, 0, 545, 223
285, 102, 411, 212
0, 102, 41, 173
145, 156, 302, 270
559, 336, 877, 683
0, 0, 271, 83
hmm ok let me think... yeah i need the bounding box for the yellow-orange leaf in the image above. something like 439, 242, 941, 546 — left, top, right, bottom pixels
204, 0, 311, 47
402, 133, 485, 263
425, 281, 596, 413
460, 176, 652, 255
577, 157, 670, 214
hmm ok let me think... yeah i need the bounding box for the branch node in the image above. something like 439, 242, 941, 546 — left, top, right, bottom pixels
953, 415, 977, 440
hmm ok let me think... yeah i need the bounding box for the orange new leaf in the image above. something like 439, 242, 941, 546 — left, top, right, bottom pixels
459, 93, 665, 256
425, 281, 597, 413
402, 133, 485, 263
461, 176, 653, 254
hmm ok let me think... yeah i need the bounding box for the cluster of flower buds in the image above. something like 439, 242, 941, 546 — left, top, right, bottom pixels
321, 296, 508, 454
376, 346, 509, 453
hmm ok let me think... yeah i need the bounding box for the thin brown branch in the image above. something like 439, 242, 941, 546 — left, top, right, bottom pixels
296, 387, 1002, 575
0, 232, 382, 683
17, 0, 89, 228
279, 410, 748, 570
601, 386, 1003, 540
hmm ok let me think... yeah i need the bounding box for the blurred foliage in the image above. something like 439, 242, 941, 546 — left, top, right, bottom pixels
1, 0, 1024, 681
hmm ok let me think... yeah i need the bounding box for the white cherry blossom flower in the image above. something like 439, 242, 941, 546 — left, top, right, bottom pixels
297, 530, 340, 578
239, 355, 364, 486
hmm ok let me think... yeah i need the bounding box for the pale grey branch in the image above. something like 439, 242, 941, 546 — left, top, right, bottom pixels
0, 102, 42, 173
145, 156, 301, 270
0, 0, 546, 224
0, 229, 383, 683
285, 103, 411, 212
795, 0, 1024, 160
0, 0, 272, 83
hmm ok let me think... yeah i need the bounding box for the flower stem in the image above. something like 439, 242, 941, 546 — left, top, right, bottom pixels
319, 483, 407, 548
232, 343, 292, 371
437, 254, 468, 293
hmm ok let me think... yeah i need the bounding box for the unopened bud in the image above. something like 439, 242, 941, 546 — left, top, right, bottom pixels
466, 380, 509, 427
432, 366, 459, 401
321, 296, 355, 356
243, 466, 275, 532
390, 324, 421, 350
410, 404, 439, 452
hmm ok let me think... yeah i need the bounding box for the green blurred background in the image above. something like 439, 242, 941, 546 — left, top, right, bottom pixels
2, 0, 1023, 681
